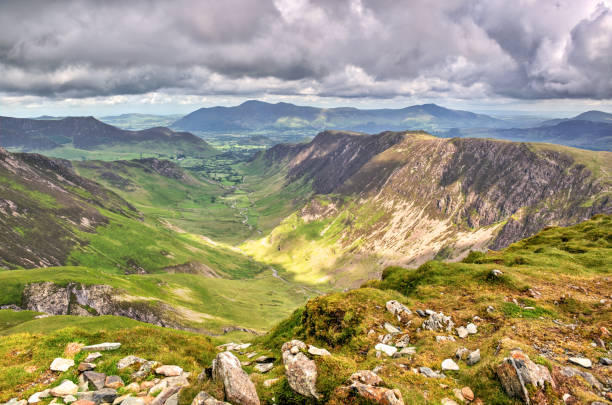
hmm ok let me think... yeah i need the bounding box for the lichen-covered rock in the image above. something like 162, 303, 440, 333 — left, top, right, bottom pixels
212, 351, 260, 405
496, 349, 555, 403
422, 312, 454, 332
117, 355, 146, 370
346, 370, 404, 405
281, 340, 320, 400
385, 300, 412, 323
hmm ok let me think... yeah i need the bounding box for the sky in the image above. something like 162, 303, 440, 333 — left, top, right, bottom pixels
1, 0, 611, 117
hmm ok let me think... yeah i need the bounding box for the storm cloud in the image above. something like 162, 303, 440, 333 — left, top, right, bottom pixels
0, 0, 611, 101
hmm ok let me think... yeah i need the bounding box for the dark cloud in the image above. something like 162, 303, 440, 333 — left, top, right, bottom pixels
0, 0, 610, 100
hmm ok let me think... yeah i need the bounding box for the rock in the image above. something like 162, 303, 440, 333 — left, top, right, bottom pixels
307, 345, 330, 356
217, 343, 251, 352
2, 400, 26, 405
422, 312, 454, 332
442, 359, 460, 371
125, 383, 139, 393
380, 334, 393, 344
395, 347, 416, 357
121, 398, 145, 405
131, 360, 158, 380
456, 327, 468, 339
190, 392, 230, 405
436, 335, 456, 342
254, 363, 273, 373
466, 323, 477, 334
165, 393, 179, 405
350, 370, 383, 386
281, 340, 320, 400
213, 351, 260, 405
150, 386, 181, 405
82, 343, 121, 352
419, 367, 444, 378
83, 371, 107, 390
385, 300, 412, 322
491, 269, 503, 277
75, 393, 94, 402
93, 388, 118, 404
441, 399, 459, 405
28, 390, 50, 404
486, 305, 495, 313
384, 322, 401, 334
557, 366, 603, 391
77, 374, 89, 391
117, 356, 146, 370
455, 347, 469, 360
496, 349, 555, 403
416, 309, 426, 317
84, 353, 102, 363
50, 358, 75, 372
350, 383, 404, 405
148, 380, 167, 396
164, 373, 191, 388
50, 380, 79, 397
467, 349, 481, 366
72, 401, 94, 405
395, 334, 411, 348
263, 378, 280, 388
155, 365, 183, 377
374, 343, 397, 357
78, 363, 96, 372
562, 394, 572, 402
254, 355, 274, 363
461, 387, 475, 401
568, 357, 592, 368
600, 357, 612, 365
64, 395, 77, 404
105, 376, 124, 389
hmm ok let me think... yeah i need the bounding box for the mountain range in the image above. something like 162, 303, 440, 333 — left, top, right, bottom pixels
0, 116, 215, 158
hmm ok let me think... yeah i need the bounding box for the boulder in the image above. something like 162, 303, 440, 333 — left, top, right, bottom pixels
350, 383, 404, 405
50, 380, 79, 397
212, 351, 260, 405
28, 390, 50, 404
254, 363, 273, 373
385, 300, 412, 323
461, 387, 475, 401
466, 323, 478, 334
422, 312, 454, 332
384, 322, 401, 334
83, 371, 107, 391
568, 357, 592, 368
281, 340, 320, 400
78, 363, 96, 372
150, 386, 181, 405
105, 376, 124, 389
374, 343, 397, 357
467, 349, 481, 366
84, 353, 102, 363
155, 365, 183, 377
456, 327, 468, 339
349, 370, 382, 386
93, 388, 117, 404
82, 343, 121, 351
496, 349, 555, 403
441, 359, 460, 371
121, 398, 145, 405
131, 360, 158, 380
191, 392, 230, 405
117, 356, 146, 370
50, 358, 75, 372
307, 345, 330, 356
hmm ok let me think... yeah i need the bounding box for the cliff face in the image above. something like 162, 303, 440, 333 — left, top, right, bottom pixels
251, 131, 612, 282
21, 282, 178, 328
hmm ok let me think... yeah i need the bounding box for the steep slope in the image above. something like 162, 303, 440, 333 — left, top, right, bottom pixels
243, 131, 612, 286
171, 100, 506, 135
0, 116, 216, 158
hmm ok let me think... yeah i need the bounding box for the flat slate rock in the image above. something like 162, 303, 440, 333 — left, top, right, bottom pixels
82, 343, 121, 351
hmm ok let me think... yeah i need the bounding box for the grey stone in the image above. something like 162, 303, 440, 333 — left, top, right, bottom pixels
83, 371, 107, 391
281, 340, 320, 400
190, 392, 230, 405
254, 363, 273, 373
599, 357, 612, 366
213, 351, 260, 405
82, 343, 121, 352
93, 388, 118, 404
568, 357, 592, 368
117, 356, 146, 370
467, 349, 481, 365
50, 358, 75, 372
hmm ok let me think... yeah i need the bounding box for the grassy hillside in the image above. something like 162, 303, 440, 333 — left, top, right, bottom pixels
230, 214, 611, 404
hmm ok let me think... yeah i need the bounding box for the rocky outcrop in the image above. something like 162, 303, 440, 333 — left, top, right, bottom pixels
496, 349, 555, 404
345, 371, 404, 405
212, 351, 260, 405
281, 340, 320, 400
21, 282, 176, 328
